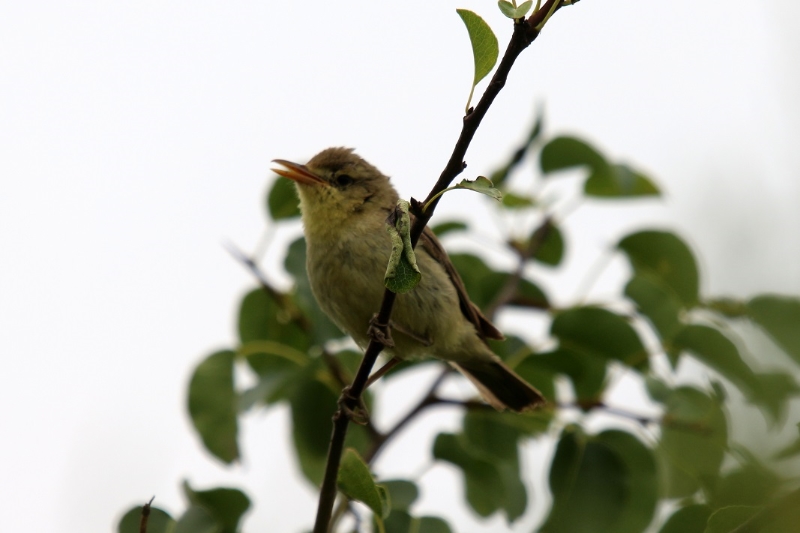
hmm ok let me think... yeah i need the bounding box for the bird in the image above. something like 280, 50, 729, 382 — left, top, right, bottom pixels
272, 147, 545, 412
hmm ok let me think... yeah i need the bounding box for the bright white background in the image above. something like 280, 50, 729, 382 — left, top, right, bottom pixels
1, 1, 799, 532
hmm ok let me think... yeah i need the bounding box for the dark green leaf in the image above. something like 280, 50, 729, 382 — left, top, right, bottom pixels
774, 423, 800, 460
381, 480, 419, 512
118, 505, 175, 533
188, 351, 239, 463
284, 237, 345, 344
618, 230, 700, 307
182, 482, 250, 533
644, 375, 672, 403
705, 297, 748, 318
658, 505, 712, 533
625, 274, 683, 342
433, 432, 525, 520
431, 220, 468, 237
417, 516, 453, 533
338, 448, 388, 519
449, 253, 549, 310
747, 295, 800, 365
237, 288, 310, 349
175, 506, 218, 533
240, 343, 306, 408
463, 409, 520, 461
267, 176, 301, 220
521, 348, 607, 403
383, 510, 413, 533
585, 163, 660, 198
540, 136, 607, 175
704, 506, 760, 533
532, 221, 565, 267
551, 306, 649, 370
712, 460, 781, 508
542, 426, 629, 533
500, 191, 536, 208
456, 10, 499, 87
659, 387, 727, 498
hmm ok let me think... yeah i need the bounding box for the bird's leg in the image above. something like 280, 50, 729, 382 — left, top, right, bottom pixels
367, 314, 395, 347
335, 386, 369, 425
365, 357, 403, 388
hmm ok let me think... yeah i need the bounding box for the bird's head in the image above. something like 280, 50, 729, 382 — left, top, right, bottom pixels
272, 147, 399, 233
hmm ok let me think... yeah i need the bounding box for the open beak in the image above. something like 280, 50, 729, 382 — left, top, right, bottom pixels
271, 159, 328, 186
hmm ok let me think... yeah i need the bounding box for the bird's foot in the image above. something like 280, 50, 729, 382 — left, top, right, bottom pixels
335, 386, 370, 425
368, 315, 394, 348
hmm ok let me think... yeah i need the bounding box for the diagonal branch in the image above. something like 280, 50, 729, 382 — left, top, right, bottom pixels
312, 5, 578, 532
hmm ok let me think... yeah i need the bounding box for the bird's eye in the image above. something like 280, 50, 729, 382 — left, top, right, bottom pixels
334, 174, 354, 187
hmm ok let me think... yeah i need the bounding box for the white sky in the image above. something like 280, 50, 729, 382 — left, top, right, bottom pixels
1, 1, 799, 532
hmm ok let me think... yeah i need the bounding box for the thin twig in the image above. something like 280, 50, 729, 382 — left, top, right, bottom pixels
312, 4, 577, 532
140, 496, 155, 533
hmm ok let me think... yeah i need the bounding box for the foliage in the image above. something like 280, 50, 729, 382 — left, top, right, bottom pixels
118, 5, 800, 533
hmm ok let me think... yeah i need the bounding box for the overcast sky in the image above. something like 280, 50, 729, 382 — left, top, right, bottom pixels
1, 1, 799, 532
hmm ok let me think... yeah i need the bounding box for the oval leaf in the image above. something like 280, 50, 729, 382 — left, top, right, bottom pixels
747, 294, 800, 365
585, 163, 660, 198
188, 350, 239, 463
540, 136, 608, 175
267, 176, 301, 220
456, 9, 499, 87
338, 448, 389, 519
182, 481, 251, 533
118, 505, 175, 533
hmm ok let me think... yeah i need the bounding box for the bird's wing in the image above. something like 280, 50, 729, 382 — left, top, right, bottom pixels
417, 224, 504, 341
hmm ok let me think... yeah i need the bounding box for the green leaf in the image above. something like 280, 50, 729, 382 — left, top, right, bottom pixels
239, 342, 306, 408
625, 274, 683, 342
118, 505, 175, 533
532, 221, 565, 267
712, 460, 781, 508
704, 506, 760, 533
430, 220, 468, 237
449, 253, 549, 310
383, 510, 413, 533
618, 230, 700, 307
672, 325, 759, 398
182, 482, 251, 533
338, 448, 389, 519
540, 136, 607, 175
284, 237, 345, 344
417, 516, 453, 533
774, 423, 800, 460
455, 175, 502, 200
501, 191, 536, 208
659, 387, 728, 498
585, 163, 660, 198
463, 409, 521, 462
267, 175, 301, 220
381, 480, 419, 512
385, 200, 421, 294
747, 294, 800, 365
237, 288, 310, 350
188, 350, 239, 463
521, 348, 607, 403
174, 506, 217, 533
551, 306, 649, 370
433, 432, 525, 521
542, 426, 628, 533
456, 9, 499, 110
658, 505, 712, 533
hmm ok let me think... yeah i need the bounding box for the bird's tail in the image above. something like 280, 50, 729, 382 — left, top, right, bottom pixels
451, 358, 546, 412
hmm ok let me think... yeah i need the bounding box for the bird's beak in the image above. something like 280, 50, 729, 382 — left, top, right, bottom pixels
271, 159, 328, 186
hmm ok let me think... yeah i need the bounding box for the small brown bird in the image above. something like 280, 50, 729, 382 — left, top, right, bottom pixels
272, 147, 545, 412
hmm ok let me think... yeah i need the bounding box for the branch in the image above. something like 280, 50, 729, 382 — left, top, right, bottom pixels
312, 5, 578, 532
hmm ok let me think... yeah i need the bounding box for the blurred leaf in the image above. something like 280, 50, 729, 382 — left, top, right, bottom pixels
540, 136, 607, 175
449, 253, 549, 310
705, 297, 748, 318
381, 480, 419, 512
712, 459, 781, 508
704, 506, 760, 533
463, 409, 520, 461
625, 274, 683, 342
431, 220, 468, 237
644, 375, 672, 403
672, 325, 759, 398
618, 230, 700, 307
284, 237, 345, 344
383, 512, 453, 533
524, 348, 607, 403
338, 448, 389, 519
417, 516, 453, 533
532, 221, 565, 267
289, 371, 370, 485
747, 295, 800, 365
188, 350, 239, 464
433, 432, 525, 521
542, 426, 628, 533
585, 163, 660, 198
237, 288, 310, 350
748, 372, 800, 425
658, 504, 712, 533
455, 175, 502, 201
774, 423, 800, 460
182, 482, 250, 533
551, 306, 649, 370
659, 387, 727, 498
266, 176, 301, 220
175, 506, 217, 533
501, 191, 536, 208
239, 342, 306, 408
383, 510, 413, 533
456, 9, 498, 110
489, 107, 544, 188
118, 505, 175, 533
